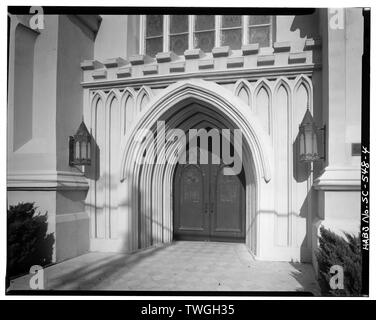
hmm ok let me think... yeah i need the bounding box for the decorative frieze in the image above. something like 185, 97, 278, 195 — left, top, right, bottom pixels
81, 40, 319, 83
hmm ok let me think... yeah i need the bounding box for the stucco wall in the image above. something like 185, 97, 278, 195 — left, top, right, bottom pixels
94, 15, 127, 61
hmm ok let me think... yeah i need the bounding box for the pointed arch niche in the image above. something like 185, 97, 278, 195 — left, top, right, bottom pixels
233, 79, 252, 108
254, 80, 272, 135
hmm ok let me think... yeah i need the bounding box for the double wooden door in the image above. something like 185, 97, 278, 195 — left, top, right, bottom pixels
173, 162, 245, 242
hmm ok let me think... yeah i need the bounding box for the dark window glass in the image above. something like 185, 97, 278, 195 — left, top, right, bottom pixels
194, 32, 215, 52
170, 34, 189, 55
249, 26, 270, 47
145, 15, 164, 56
221, 15, 242, 49
170, 15, 188, 34
249, 15, 271, 25
221, 29, 242, 49
170, 15, 189, 55
146, 37, 163, 57
195, 15, 215, 31
146, 15, 163, 37
194, 15, 215, 52
222, 15, 242, 28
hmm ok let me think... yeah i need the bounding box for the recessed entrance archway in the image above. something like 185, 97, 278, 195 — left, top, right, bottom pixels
172, 123, 246, 243
119, 79, 273, 257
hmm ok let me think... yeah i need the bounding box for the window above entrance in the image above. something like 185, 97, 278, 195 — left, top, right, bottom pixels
141, 15, 273, 57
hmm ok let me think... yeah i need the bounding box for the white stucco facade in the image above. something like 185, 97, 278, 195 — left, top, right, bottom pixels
7, 9, 362, 268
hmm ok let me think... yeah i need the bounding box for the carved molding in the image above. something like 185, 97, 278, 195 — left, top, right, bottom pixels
7, 170, 89, 190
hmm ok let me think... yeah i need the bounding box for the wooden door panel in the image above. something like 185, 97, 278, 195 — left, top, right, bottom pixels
173, 146, 245, 242
173, 164, 209, 239
211, 165, 245, 241
179, 165, 204, 230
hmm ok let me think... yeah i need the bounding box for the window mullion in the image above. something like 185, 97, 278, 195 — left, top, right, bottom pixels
188, 15, 194, 50
163, 15, 169, 52
269, 16, 273, 47
215, 15, 221, 47
139, 15, 146, 55
243, 15, 249, 45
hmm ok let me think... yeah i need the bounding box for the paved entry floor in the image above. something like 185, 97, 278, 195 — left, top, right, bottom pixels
9, 241, 321, 295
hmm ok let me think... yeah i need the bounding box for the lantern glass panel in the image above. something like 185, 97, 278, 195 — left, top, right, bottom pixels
87, 140, 91, 159
305, 128, 313, 155
75, 141, 80, 160
312, 130, 318, 156
299, 130, 306, 159
81, 141, 87, 160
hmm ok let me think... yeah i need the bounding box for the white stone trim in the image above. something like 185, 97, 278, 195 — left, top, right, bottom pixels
82, 64, 318, 89
313, 166, 361, 191
56, 211, 89, 224
7, 170, 89, 190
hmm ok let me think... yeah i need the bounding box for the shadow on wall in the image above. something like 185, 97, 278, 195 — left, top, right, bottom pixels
6, 202, 55, 284
84, 132, 100, 181
289, 262, 321, 296
290, 10, 319, 39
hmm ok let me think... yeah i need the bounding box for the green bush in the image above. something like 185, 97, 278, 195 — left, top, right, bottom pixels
7, 202, 54, 279
316, 226, 362, 296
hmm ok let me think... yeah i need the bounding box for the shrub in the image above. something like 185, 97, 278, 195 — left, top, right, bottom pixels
7, 202, 54, 279
316, 226, 362, 296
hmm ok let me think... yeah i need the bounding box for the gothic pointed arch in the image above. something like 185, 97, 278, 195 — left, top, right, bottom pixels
254, 79, 272, 135
136, 86, 153, 113
120, 87, 136, 135
233, 79, 252, 107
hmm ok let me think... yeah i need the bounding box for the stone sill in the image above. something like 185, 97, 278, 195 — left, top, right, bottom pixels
170, 61, 185, 73
117, 66, 132, 78
129, 54, 153, 65
92, 69, 107, 79
242, 44, 259, 55
273, 41, 291, 53
227, 57, 244, 68
288, 52, 307, 64
103, 57, 127, 68
156, 51, 178, 63
184, 49, 204, 59
257, 55, 275, 66
80, 60, 103, 70
143, 64, 158, 75
212, 46, 230, 57
198, 59, 214, 70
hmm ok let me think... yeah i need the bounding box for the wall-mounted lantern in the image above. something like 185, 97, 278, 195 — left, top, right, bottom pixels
298, 109, 326, 162
69, 121, 91, 166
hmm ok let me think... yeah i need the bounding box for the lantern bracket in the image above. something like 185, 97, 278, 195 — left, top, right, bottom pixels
318, 125, 326, 161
